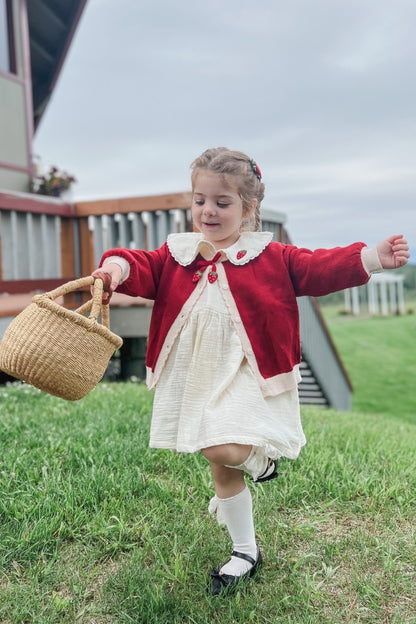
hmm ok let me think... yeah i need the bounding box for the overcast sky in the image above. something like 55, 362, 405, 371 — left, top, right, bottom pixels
33, 0, 415, 256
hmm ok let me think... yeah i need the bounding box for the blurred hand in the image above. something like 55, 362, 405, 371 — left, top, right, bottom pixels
376, 235, 410, 269
91, 263, 123, 304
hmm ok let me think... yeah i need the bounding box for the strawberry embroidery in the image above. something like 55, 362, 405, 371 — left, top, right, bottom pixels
237, 250, 247, 260
192, 251, 221, 283
208, 270, 218, 283
192, 270, 203, 283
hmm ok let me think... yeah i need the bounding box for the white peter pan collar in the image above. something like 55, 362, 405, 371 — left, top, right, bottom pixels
167, 231, 273, 266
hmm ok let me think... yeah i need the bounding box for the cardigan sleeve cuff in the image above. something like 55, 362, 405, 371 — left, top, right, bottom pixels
103, 255, 131, 283
361, 246, 383, 275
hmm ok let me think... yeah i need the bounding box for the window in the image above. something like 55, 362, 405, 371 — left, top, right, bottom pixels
0, 0, 15, 74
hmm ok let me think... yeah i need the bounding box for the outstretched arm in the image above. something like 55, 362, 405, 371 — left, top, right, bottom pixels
376, 235, 410, 269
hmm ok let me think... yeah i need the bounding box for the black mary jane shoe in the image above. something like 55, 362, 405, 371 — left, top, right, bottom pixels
252, 458, 278, 483
210, 548, 263, 596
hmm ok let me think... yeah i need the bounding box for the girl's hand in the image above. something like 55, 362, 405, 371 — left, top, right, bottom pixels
376, 235, 410, 269
91, 263, 123, 304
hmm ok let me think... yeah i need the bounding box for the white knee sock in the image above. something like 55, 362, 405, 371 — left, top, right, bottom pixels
215, 485, 258, 576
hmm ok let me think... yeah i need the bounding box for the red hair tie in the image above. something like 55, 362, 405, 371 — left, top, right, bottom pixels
250, 158, 262, 181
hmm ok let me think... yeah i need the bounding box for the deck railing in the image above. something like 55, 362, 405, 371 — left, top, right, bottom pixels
0, 191, 76, 293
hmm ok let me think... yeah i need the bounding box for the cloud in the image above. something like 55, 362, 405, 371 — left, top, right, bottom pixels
34, 0, 416, 253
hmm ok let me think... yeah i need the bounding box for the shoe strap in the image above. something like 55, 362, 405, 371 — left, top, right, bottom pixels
259, 458, 274, 479
231, 550, 256, 566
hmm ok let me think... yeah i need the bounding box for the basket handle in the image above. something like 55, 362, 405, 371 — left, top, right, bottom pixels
45, 276, 96, 299
44, 276, 111, 328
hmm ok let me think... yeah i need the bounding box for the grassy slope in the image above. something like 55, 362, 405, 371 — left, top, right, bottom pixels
323, 309, 416, 422
0, 309, 415, 623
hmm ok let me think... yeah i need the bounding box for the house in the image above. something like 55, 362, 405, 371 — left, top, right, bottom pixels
0, 0, 353, 409
1, 0, 88, 192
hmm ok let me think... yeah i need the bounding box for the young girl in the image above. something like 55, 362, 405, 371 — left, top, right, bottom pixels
92, 147, 409, 596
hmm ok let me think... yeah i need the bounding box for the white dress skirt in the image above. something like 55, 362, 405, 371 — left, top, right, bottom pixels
150, 278, 306, 461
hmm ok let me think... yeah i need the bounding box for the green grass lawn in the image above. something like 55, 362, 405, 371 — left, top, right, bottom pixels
322, 306, 416, 423
0, 308, 415, 623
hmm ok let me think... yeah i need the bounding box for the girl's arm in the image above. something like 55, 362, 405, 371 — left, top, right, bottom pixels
91, 243, 170, 303
284, 234, 410, 298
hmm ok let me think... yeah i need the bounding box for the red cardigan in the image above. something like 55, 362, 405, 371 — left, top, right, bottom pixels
101, 239, 370, 396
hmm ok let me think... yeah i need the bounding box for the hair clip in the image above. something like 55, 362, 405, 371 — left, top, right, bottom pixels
250, 159, 262, 181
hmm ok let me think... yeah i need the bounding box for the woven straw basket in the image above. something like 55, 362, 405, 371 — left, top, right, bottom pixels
0, 276, 123, 401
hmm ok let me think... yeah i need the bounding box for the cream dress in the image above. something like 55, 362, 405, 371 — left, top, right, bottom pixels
150, 241, 306, 462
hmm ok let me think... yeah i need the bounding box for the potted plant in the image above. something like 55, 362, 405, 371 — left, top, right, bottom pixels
31, 165, 76, 198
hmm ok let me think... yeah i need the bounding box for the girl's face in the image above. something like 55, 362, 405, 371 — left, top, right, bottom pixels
191, 171, 256, 249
